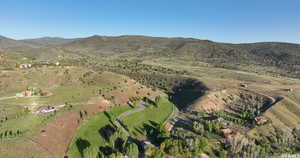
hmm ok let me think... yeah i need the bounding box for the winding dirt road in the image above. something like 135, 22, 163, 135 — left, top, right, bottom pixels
114, 102, 146, 136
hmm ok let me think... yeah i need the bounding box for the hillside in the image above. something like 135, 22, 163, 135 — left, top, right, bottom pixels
60, 35, 300, 79
1, 35, 300, 79
0, 36, 38, 49
22, 37, 76, 46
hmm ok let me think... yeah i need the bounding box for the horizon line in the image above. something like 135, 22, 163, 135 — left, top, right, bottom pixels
1, 34, 300, 45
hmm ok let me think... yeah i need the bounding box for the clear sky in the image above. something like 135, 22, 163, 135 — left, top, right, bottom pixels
1, 0, 299, 43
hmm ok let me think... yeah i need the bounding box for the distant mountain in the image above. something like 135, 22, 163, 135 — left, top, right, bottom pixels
61, 35, 199, 54
61, 35, 300, 78
1, 34, 300, 78
0, 35, 38, 49
22, 37, 76, 46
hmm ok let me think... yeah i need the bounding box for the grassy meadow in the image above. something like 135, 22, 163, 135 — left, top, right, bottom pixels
123, 96, 173, 136
69, 105, 132, 158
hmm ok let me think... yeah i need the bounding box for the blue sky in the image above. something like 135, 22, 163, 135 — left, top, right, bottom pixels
0, 0, 299, 43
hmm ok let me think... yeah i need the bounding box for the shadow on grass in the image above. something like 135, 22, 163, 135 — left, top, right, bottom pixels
104, 111, 111, 120
76, 138, 91, 158
98, 125, 115, 142
134, 127, 145, 135
143, 97, 156, 107
141, 121, 168, 145
99, 146, 114, 156
103, 111, 117, 129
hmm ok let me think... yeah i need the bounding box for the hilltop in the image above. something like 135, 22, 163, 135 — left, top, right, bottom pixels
0, 36, 37, 49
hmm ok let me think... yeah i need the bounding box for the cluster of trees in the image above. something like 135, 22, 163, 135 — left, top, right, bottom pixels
97, 59, 186, 77
0, 130, 23, 139
225, 134, 261, 158
226, 93, 271, 125
26, 87, 42, 96
0, 107, 30, 123
193, 120, 223, 136
222, 129, 298, 158
79, 110, 88, 120
76, 130, 140, 158
254, 128, 300, 155
209, 93, 271, 127
100, 130, 139, 158
212, 111, 245, 125
0, 116, 8, 123
141, 121, 224, 158
127, 73, 186, 93
67, 56, 191, 96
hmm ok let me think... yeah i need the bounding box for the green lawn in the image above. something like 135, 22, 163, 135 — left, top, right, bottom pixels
123, 97, 173, 136
69, 105, 132, 158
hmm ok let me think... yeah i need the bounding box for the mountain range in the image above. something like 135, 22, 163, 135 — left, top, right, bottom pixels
1, 35, 299, 78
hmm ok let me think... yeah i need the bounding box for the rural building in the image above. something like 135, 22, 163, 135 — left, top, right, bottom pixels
40, 92, 50, 97
221, 128, 241, 137
164, 122, 174, 132
221, 128, 232, 136
16, 87, 44, 97
16, 90, 33, 97
255, 116, 268, 125
19, 63, 32, 69
16, 92, 25, 97
35, 106, 56, 114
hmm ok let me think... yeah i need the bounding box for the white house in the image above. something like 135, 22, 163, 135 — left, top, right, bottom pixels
19, 64, 32, 69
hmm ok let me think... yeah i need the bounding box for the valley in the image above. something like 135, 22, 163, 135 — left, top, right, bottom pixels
0, 35, 300, 158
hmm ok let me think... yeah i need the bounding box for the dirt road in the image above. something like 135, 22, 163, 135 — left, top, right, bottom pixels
114, 102, 146, 136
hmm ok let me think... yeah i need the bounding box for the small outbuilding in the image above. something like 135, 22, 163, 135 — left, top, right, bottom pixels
35, 105, 55, 114
255, 116, 268, 125
19, 64, 32, 69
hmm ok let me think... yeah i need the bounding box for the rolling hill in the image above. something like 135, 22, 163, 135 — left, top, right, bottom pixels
22, 37, 76, 46
0, 36, 38, 49
60, 35, 300, 78
1, 35, 300, 79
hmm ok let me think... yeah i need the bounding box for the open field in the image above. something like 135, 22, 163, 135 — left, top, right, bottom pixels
0, 138, 52, 158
